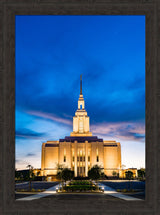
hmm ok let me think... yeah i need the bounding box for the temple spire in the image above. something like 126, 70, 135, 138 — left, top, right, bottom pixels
70, 75, 92, 137
80, 74, 82, 95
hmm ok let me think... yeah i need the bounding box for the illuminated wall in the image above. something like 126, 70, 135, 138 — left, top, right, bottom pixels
41, 140, 121, 177
41, 141, 59, 176
103, 141, 121, 176
59, 142, 72, 168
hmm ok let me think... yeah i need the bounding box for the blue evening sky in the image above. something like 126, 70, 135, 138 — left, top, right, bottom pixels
15, 15, 145, 170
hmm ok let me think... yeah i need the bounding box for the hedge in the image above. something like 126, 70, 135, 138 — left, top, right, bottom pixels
64, 185, 97, 191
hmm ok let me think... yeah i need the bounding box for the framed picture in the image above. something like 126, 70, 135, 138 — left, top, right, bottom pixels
1, 0, 159, 214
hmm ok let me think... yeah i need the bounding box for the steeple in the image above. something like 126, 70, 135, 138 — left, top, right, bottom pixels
80, 74, 82, 95
78, 75, 85, 110
70, 76, 92, 137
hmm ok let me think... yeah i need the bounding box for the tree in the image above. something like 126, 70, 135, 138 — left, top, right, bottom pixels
15, 169, 21, 181
26, 164, 34, 191
112, 171, 117, 177
37, 170, 41, 177
100, 172, 107, 180
61, 168, 74, 183
125, 171, 133, 180
56, 164, 64, 180
56, 164, 65, 189
138, 168, 145, 180
56, 165, 74, 190
88, 165, 102, 189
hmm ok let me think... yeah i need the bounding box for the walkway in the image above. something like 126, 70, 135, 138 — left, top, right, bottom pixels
17, 183, 59, 201
17, 182, 143, 201
16, 182, 28, 186
99, 183, 143, 201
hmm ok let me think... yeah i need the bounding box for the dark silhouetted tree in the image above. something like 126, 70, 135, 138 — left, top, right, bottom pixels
112, 171, 117, 177
138, 168, 145, 180
61, 168, 74, 183
88, 165, 102, 189
125, 171, 133, 180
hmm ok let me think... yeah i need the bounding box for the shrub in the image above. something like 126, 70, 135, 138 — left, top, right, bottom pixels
69, 180, 91, 186
64, 184, 97, 192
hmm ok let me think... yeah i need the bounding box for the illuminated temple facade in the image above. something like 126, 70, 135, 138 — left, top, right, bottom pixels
41, 76, 122, 179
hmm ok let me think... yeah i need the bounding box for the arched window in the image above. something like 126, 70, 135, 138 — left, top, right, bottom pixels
80, 104, 82, 109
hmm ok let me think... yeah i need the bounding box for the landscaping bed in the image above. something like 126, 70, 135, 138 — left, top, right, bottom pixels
16, 188, 46, 192
116, 188, 144, 193
58, 180, 103, 193
63, 185, 97, 192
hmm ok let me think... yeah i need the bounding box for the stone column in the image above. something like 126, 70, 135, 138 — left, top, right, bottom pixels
74, 141, 77, 177
85, 141, 88, 177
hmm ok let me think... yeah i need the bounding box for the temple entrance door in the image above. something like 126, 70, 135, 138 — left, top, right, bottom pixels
77, 167, 85, 177
77, 148, 85, 177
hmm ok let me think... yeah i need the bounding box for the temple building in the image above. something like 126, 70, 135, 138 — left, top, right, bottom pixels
41, 76, 122, 179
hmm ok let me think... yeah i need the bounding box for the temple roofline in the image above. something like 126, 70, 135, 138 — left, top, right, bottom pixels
59, 136, 103, 142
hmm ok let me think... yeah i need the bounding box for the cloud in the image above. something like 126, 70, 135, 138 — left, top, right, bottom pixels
27, 110, 72, 126
15, 159, 21, 163
15, 15, 145, 127
15, 64, 145, 124
62, 113, 73, 119
15, 159, 29, 165
15, 158, 38, 170
16, 128, 46, 139
91, 121, 145, 141
26, 153, 36, 157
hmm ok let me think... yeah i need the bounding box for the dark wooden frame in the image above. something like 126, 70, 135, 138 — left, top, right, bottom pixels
0, 0, 160, 214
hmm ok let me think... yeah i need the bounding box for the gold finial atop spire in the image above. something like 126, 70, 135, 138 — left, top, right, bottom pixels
80, 74, 82, 95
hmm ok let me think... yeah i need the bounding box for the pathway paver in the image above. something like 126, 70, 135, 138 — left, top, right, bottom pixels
16, 182, 28, 186
99, 183, 143, 201
17, 184, 59, 201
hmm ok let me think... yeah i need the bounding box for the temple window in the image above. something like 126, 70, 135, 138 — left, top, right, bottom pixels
96, 148, 99, 162
64, 148, 66, 162
96, 155, 99, 162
